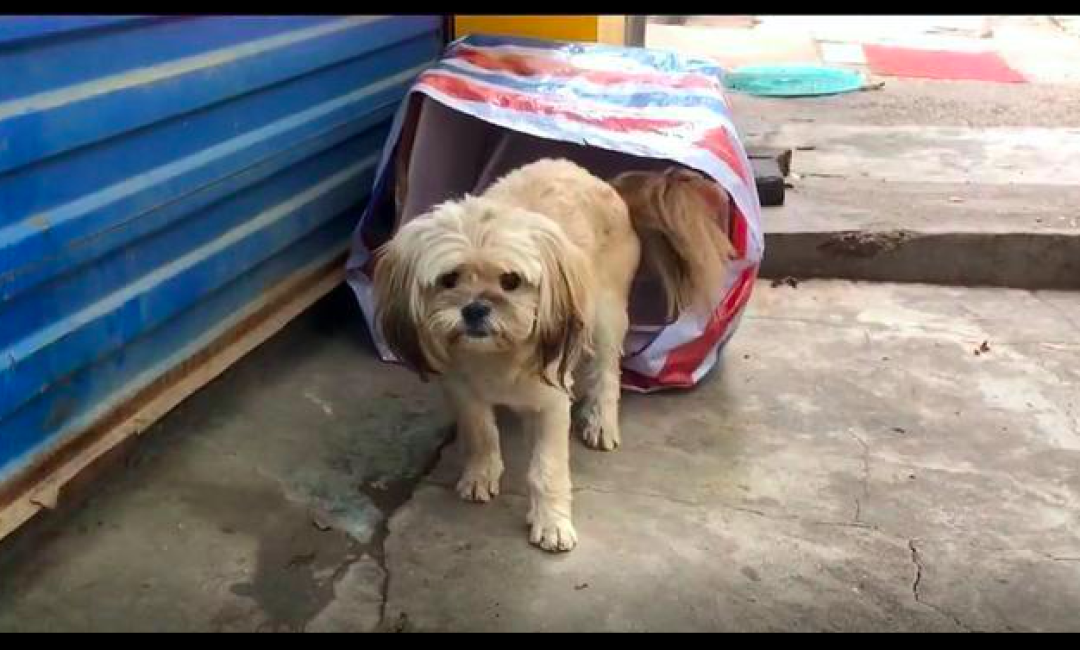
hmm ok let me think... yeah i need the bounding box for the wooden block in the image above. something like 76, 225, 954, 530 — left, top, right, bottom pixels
747, 146, 793, 177
752, 157, 785, 207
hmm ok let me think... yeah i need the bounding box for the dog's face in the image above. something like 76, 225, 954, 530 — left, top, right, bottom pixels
416, 216, 542, 359
373, 196, 591, 387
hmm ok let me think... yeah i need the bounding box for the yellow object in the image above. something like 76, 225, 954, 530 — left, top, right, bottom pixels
453, 15, 626, 45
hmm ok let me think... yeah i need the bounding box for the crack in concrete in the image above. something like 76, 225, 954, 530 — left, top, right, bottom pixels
412, 446, 1077, 634
745, 313, 1080, 346
972, 546, 1080, 563
424, 477, 881, 533
1030, 292, 1080, 335
424, 460, 1080, 566
573, 484, 881, 532
843, 428, 872, 524
908, 540, 976, 632
574, 484, 701, 510
357, 428, 457, 633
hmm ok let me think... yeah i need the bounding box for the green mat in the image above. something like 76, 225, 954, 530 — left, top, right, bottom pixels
723, 65, 866, 97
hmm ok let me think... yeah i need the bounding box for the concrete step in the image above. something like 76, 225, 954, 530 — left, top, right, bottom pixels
737, 122, 1080, 289
760, 176, 1080, 289
751, 123, 1080, 186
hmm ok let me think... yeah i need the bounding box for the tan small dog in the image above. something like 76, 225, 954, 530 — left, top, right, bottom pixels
373, 159, 732, 552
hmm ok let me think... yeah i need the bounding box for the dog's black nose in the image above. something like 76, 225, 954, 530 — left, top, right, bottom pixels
461, 301, 492, 327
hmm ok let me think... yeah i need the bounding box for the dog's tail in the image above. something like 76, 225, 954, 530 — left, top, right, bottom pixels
610, 167, 737, 319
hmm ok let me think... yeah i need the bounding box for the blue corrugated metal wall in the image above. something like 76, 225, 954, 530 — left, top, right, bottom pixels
0, 16, 443, 483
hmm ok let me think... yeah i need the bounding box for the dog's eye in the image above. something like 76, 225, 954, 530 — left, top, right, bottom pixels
438, 271, 459, 289
500, 272, 522, 291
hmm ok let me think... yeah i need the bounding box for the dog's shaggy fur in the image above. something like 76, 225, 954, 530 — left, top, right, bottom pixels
373, 159, 732, 551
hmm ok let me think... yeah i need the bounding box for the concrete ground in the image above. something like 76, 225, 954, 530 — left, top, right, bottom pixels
383, 280, 1080, 632
0, 289, 448, 633
1, 280, 1078, 632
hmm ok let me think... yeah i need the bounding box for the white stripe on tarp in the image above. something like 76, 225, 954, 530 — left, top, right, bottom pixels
411, 72, 763, 250
425, 64, 736, 140
456, 43, 660, 74
412, 79, 763, 250
438, 58, 729, 108
451, 42, 721, 78
419, 68, 730, 126
452, 39, 727, 84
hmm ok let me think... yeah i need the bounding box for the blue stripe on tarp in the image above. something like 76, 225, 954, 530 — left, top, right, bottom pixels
435, 89, 755, 215
430, 59, 730, 114
455, 33, 726, 79
351, 82, 761, 264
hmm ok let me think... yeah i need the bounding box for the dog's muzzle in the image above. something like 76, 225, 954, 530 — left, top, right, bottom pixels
461, 301, 492, 338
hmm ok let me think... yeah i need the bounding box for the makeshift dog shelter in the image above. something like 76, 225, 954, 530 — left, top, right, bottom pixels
347, 34, 764, 391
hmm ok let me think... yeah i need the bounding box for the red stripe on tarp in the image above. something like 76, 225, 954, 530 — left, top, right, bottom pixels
730, 204, 748, 258
418, 71, 688, 134
620, 366, 659, 391
657, 267, 756, 386
696, 127, 752, 185
454, 44, 721, 90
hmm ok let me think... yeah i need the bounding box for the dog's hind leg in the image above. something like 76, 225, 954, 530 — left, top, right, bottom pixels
446, 386, 503, 503
574, 292, 629, 451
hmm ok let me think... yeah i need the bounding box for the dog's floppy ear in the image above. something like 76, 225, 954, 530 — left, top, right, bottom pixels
531, 224, 593, 392
372, 235, 432, 381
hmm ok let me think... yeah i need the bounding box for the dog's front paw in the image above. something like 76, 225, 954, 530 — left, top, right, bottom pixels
456, 459, 503, 503
576, 403, 620, 451
529, 514, 578, 552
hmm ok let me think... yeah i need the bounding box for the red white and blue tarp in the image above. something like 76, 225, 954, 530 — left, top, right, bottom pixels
348, 34, 764, 392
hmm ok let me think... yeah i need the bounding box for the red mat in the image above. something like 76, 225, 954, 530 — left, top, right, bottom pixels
863, 44, 1026, 83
